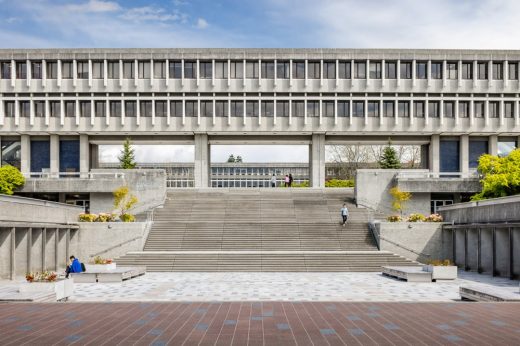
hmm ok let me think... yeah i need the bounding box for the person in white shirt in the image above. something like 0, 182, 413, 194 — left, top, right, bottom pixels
340, 204, 349, 227
270, 174, 277, 187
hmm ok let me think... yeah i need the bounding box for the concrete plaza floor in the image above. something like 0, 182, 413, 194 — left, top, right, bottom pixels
63, 271, 520, 302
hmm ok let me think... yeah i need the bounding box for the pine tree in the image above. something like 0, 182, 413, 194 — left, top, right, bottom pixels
235, 155, 243, 163
379, 145, 401, 169
227, 154, 235, 163
118, 138, 136, 169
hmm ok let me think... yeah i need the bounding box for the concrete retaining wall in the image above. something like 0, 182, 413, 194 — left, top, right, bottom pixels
439, 195, 520, 224
373, 221, 449, 263
0, 194, 82, 224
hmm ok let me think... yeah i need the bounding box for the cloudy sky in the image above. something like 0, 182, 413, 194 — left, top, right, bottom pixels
1, 0, 518, 162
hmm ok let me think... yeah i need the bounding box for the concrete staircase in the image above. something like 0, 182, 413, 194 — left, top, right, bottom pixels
117, 188, 419, 272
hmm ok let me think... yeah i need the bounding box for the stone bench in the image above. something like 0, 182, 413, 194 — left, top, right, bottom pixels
382, 266, 433, 282
71, 266, 146, 283
460, 285, 520, 302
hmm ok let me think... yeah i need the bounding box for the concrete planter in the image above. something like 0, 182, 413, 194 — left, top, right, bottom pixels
19, 278, 74, 301
423, 265, 457, 280
85, 263, 116, 272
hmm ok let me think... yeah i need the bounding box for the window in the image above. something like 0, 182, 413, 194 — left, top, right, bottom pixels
474, 101, 484, 118
170, 101, 182, 117
62, 61, 73, 79
416, 62, 427, 79
155, 101, 167, 117
447, 62, 457, 79
492, 62, 503, 80
185, 101, 197, 116
154, 61, 166, 79
489, 101, 499, 118
215, 100, 228, 117
337, 101, 349, 117
461, 62, 472, 79
169, 61, 182, 79
50, 101, 61, 117
199, 61, 212, 79
139, 101, 152, 117
80, 101, 91, 117
276, 101, 289, 117
261, 61, 274, 79
508, 62, 518, 80
89, 61, 102, 79
200, 101, 213, 117
444, 101, 454, 118
505, 101, 514, 118
477, 62, 487, 79
184, 61, 197, 79
262, 101, 274, 117
292, 61, 305, 79
400, 61, 412, 79
47, 62, 57, 79
383, 101, 394, 117
498, 139, 516, 157
469, 140, 488, 168
32, 62, 42, 79
398, 101, 409, 117
230, 61, 243, 79
308, 62, 320, 79
306, 101, 319, 117
321, 101, 333, 116
4, 101, 14, 117
352, 101, 364, 117
1, 62, 11, 79
292, 101, 304, 116
94, 101, 105, 117
369, 62, 381, 79
76, 61, 88, 79
138, 61, 151, 79
110, 101, 121, 117
246, 61, 259, 79
277, 61, 290, 79
367, 101, 379, 117
431, 62, 442, 79
323, 61, 336, 79
108, 61, 119, 79
16, 61, 27, 79
459, 101, 469, 118
413, 101, 424, 117
230, 101, 243, 116
246, 101, 259, 116
125, 101, 136, 117
215, 61, 227, 79
428, 101, 439, 118
65, 101, 75, 117
385, 61, 397, 79
34, 101, 45, 117
19, 101, 30, 117
354, 61, 366, 79
338, 61, 351, 79
123, 61, 134, 79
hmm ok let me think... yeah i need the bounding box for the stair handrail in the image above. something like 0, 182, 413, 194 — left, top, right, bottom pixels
89, 236, 142, 258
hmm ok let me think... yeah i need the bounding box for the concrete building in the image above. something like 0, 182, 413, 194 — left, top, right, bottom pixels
1, 48, 519, 199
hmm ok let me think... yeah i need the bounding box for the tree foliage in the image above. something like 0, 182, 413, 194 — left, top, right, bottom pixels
379, 145, 402, 169
471, 148, 520, 200
227, 154, 235, 163
0, 165, 25, 195
113, 186, 138, 221
389, 187, 411, 216
118, 138, 136, 169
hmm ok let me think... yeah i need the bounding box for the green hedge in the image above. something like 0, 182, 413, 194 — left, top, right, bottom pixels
325, 179, 355, 188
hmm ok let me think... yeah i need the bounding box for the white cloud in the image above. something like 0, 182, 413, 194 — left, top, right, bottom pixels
196, 17, 208, 29
66, 0, 120, 13
5, 17, 20, 24
120, 6, 180, 22
211, 145, 308, 163
99, 145, 194, 163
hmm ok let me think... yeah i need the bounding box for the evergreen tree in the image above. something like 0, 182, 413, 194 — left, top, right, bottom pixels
227, 154, 235, 163
118, 138, 136, 169
379, 145, 401, 169
235, 155, 243, 163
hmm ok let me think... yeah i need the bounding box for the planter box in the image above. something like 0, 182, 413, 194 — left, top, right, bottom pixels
423, 265, 458, 280
85, 263, 116, 272
19, 278, 74, 301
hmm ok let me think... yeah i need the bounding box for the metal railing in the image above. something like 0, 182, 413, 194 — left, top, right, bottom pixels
396, 171, 480, 179
25, 172, 125, 179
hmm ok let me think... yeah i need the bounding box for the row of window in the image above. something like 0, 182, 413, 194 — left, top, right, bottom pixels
3, 100, 515, 118
0, 60, 518, 81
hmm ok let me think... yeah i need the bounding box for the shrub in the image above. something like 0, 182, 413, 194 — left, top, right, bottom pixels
113, 186, 138, 221
407, 213, 426, 222
95, 213, 116, 222
389, 187, 411, 216
426, 259, 453, 266
386, 215, 402, 222
325, 179, 355, 188
0, 165, 25, 195
78, 213, 97, 222
120, 213, 136, 222
291, 181, 309, 188
26, 271, 58, 282
425, 214, 443, 222
92, 256, 113, 265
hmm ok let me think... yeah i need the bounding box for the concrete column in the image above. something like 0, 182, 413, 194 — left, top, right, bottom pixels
50, 134, 59, 176
41, 228, 46, 271
20, 134, 31, 175
80, 134, 89, 176
429, 134, 440, 173
10, 227, 15, 280
460, 134, 469, 174
27, 227, 32, 273
489, 135, 498, 156
194, 133, 209, 188
54, 228, 59, 271
310, 133, 326, 188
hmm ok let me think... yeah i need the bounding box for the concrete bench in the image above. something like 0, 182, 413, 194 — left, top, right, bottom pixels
460, 285, 520, 302
71, 266, 146, 283
382, 266, 433, 282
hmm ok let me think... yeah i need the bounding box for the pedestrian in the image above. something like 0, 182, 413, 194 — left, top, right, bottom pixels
270, 174, 277, 188
340, 204, 349, 227
288, 174, 293, 187
65, 255, 83, 278
284, 175, 289, 187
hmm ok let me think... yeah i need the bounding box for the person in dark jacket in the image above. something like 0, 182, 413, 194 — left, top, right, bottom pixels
288, 174, 294, 187
65, 255, 82, 278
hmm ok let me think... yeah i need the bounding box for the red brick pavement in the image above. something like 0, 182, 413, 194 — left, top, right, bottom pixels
0, 302, 519, 345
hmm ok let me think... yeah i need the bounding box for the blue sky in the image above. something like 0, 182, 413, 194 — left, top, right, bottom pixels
0, 0, 519, 48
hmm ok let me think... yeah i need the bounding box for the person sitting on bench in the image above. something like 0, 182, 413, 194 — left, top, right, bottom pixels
65, 255, 83, 278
